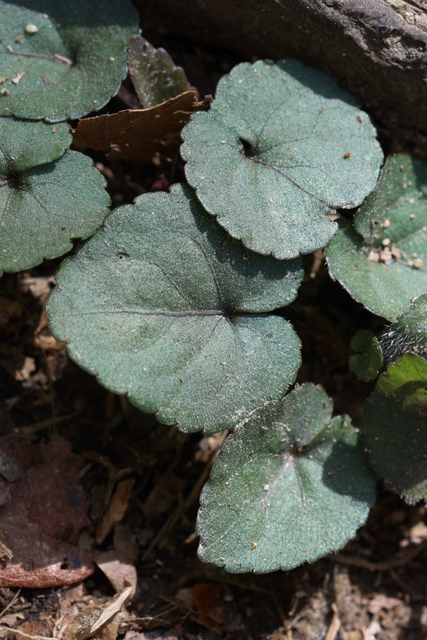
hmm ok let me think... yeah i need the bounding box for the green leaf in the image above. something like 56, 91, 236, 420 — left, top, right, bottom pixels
197, 383, 376, 573
0, 0, 139, 122
326, 155, 427, 321
0, 115, 71, 167
364, 353, 427, 503
128, 35, 193, 108
380, 293, 427, 365
354, 154, 427, 245
47, 184, 303, 434
0, 117, 110, 273
181, 59, 383, 260
349, 329, 383, 382
326, 220, 427, 322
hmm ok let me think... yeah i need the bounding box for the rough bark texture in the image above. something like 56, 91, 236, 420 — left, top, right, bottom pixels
136, 0, 427, 155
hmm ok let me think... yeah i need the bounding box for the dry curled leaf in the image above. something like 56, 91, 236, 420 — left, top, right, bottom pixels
95, 478, 135, 545
96, 524, 138, 595
96, 550, 137, 596
192, 583, 225, 632
0, 436, 95, 588
72, 92, 211, 163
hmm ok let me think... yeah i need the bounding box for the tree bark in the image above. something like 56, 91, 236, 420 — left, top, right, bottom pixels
136, 0, 427, 155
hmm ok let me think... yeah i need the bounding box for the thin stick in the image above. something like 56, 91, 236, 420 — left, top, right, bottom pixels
325, 603, 341, 640
20, 412, 79, 434
328, 538, 427, 571
142, 431, 228, 561
0, 589, 21, 620
0, 626, 53, 640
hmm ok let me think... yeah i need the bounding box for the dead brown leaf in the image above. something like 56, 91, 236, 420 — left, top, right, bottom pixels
0, 298, 22, 327
142, 472, 185, 521
95, 478, 135, 545
0, 436, 95, 588
13, 619, 54, 640
72, 92, 211, 163
64, 587, 133, 640
192, 583, 225, 632
96, 550, 137, 596
161, 584, 225, 634
96, 524, 137, 595
14, 357, 36, 382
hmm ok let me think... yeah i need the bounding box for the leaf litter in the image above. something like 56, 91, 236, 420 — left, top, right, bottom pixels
72, 92, 211, 164
0, 435, 95, 588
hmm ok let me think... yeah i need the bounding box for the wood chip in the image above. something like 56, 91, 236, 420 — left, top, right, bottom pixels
73, 587, 133, 640
11, 72, 24, 85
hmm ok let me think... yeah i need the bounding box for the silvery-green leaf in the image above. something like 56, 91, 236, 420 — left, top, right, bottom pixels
197, 383, 376, 572
0, 0, 139, 122
364, 353, 427, 503
0, 117, 110, 273
326, 155, 427, 321
354, 154, 427, 244
128, 35, 193, 108
181, 59, 383, 260
47, 184, 303, 434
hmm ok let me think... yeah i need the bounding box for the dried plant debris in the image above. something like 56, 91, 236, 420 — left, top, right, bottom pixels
62, 586, 133, 640
72, 92, 211, 163
0, 435, 95, 587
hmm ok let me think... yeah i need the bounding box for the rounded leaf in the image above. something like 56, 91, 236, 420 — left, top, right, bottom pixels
128, 35, 192, 108
197, 384, 376, 573
181, 60, 383, 259
326, 155, 427, 320
0, 0, 139, 122
364, 353, 427, 503
0, 116, 71, 169
0, 118, 111, 273
47, 184, 303, 434
354, 154, 427, 245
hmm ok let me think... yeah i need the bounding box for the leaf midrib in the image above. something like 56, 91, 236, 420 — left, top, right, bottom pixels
3, 50, 73, 66
57, 309, 259, 318
246, 154, 335, 208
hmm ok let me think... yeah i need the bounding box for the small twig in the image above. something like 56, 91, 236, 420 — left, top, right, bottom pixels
0, 589, 21, 619
142, 430, 228, 561
328, 538, 427, 571
53, 54, 73, 66
282, 606, 307, 634
325, 603, 341, 640
88, 587, 133, 634
52, 615, 66, 640
19, 412, 80, 434
0, 626, 54, 640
